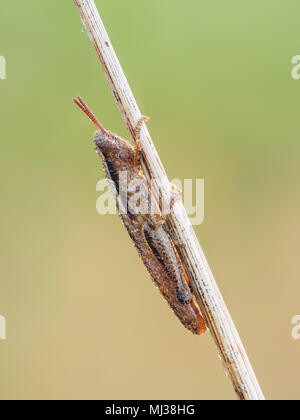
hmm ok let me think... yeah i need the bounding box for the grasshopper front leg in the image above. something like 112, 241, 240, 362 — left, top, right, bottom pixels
133, 115, 150, 167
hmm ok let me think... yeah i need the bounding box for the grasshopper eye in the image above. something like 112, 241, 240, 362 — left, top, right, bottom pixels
94, 131, 108, 147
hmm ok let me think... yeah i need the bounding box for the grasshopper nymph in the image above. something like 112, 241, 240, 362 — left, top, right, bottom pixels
74, 96, 207, 335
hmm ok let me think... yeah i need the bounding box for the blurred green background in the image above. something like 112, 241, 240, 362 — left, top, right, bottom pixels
0, 0, 299, 400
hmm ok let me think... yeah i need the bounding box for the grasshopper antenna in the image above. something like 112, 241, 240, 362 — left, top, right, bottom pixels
74, 96, 106, 135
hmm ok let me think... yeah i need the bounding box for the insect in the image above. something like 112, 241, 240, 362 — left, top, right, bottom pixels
74, 96, 207, 335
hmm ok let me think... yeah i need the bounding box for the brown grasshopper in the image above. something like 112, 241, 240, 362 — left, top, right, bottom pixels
74, 96, 207, 335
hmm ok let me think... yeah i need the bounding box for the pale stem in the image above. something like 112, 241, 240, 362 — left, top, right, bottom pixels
74, 0, 265, 401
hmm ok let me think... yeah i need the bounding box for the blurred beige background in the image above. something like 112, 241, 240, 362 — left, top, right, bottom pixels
0, 0, 299, 400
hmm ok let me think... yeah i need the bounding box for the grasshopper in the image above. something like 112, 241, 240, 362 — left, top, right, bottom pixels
74, 96, 206, 335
